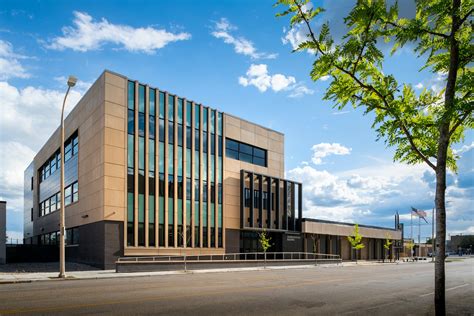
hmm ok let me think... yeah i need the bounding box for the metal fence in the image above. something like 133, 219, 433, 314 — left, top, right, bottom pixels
117, 252, 341, 263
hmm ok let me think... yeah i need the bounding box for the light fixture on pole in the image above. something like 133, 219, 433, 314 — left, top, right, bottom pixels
59, 75, 77, 279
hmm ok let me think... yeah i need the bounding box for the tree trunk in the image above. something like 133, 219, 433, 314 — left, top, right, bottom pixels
434, 140, 448, 316
434, 1, 460, 314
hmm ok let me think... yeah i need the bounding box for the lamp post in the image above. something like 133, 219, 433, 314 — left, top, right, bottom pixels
59, 75, 77, 279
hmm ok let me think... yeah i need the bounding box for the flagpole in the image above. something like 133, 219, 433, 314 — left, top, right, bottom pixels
418, 216, 421, 257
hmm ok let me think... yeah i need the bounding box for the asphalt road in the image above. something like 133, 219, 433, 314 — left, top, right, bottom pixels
0, 259, 472, 315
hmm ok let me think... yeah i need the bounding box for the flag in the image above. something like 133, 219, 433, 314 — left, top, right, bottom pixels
411, 207, 428, 223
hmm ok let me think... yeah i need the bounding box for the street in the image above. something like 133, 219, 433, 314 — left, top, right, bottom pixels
0, 259, 472, 315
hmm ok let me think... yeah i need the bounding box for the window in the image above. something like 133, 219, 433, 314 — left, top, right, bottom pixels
31, 177, 34, 191
31, 208, 33, 221
225, 138, 267, 167
65, 185, 72, 206
72, 182, 79, 202
39, 132, 78, 182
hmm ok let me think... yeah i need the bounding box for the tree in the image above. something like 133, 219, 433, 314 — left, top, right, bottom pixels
347, 224, 365, 262
275, 1, 473, 314
258, 230, 272, 268
384, 234, 393, 262
406, 239, 415, 258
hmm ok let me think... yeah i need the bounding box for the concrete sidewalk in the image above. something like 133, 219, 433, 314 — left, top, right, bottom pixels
0, 259, 437, 284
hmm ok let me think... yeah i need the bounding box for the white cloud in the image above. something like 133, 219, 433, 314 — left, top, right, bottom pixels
453, 141, 474, 156
211, 18, 277, 59
239, 63, 313, 97
0, 80, 88, 241
47, 11, 191, 53
320, 75, 330, 81
311, 142, 351, 165
288, 84, 315, 98
0, 40, 30, 80
415, 82, 423, 89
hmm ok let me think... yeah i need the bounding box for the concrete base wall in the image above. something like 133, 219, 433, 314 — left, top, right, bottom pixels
116, 259, 341, 273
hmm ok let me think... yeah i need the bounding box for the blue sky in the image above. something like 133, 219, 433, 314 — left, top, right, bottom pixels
0, 0, 472, 242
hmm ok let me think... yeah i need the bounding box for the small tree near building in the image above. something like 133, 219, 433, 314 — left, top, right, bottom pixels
258, 230, 272, 268
384, 234, 393, 262
347, 224, 364, 262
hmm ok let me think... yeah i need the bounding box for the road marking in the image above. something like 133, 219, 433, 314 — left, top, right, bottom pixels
0, 277, 350, 314
419, 283, 470, 297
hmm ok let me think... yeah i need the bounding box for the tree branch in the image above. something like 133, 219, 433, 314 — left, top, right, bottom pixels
449, 108, 474, 137
384, 20, 449, 39
294, 0, 437, 171
456, 8, 473, 31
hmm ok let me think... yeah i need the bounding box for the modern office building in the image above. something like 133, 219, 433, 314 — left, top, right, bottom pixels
24, 70, 401, 268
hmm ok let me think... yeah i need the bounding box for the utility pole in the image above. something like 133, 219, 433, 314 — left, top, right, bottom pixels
418, 216, 421, 257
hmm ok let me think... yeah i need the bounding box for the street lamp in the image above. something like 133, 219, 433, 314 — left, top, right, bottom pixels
59, 75, 77, 278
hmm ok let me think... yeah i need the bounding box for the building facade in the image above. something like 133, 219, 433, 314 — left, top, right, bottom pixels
24, 70, 400, 268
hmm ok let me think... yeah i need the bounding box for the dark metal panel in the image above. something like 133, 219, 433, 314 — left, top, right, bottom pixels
283, 180, 288, 230
275, 178, 280, 230
240, 170, 245, 229
258, 174, 263, 228
249, 172, 254, 228
298, 183, 303, 231
267, 176, 272, 229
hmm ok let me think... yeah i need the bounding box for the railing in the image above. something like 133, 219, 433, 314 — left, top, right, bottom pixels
117, 252, 341, 263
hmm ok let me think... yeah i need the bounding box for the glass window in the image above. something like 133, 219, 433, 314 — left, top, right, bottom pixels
128, 135, 134, 168
203, 108, 208, 131
178, 124, 183, 147
72, 182, 78, 202
168, 95, 174, 121
138, 137, 145, 170
194, 152, 200, 180
138, 85, 145, 113
72, 135, 79, 155
159, 119, 165, 142
139, 113, 145, 137
186, 101, 192, 126
168, 174, 174, 200
218, 136, 223, 157
203, 181, 208, 203
50, 157, 57, 173
65, 141, 72, 162
45, 199, 50, 214
186, 148, 191, 178
177, 176, 183, 199
149, 115, 155, 139
168, 122, 174, 144
128, 110, 135, 134
149, 139, 155, 172
210, 134, 215, 155
57, 192, 61, 210
149, 89, 156, 116
50, 195, 56, 212
225, 138, 267, 167
168, 144, 174, 175
177, 98, 183, 124
159, 92, 165, 119
138, 194, 145, 246
203, 132, 208, 153
159, 142, 164, 173
186, 178, 191, 200
195, 129, 200, 151
210, 110, 215, 134
127, 193, 134, 246
178, 147, 183, 177
194, 104, 200, 128
65, 186, 72, 206
128, 81, 135, 110
186, 127, 191, 149
194, 181, 200, 202
218, 112, 223, 136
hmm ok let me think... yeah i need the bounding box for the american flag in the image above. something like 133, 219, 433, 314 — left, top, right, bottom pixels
411, 207, 428, 223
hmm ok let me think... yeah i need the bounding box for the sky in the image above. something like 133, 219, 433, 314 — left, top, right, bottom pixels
0, 0, 472, 243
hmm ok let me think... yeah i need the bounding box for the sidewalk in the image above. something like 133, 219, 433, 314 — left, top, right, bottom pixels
0, 264, 324, 284
0, 259, 437, 284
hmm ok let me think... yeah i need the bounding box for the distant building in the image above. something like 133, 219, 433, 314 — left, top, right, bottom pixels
0, 201, 6, 264
450, 234, 474, 254
24, 70, 402, 268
